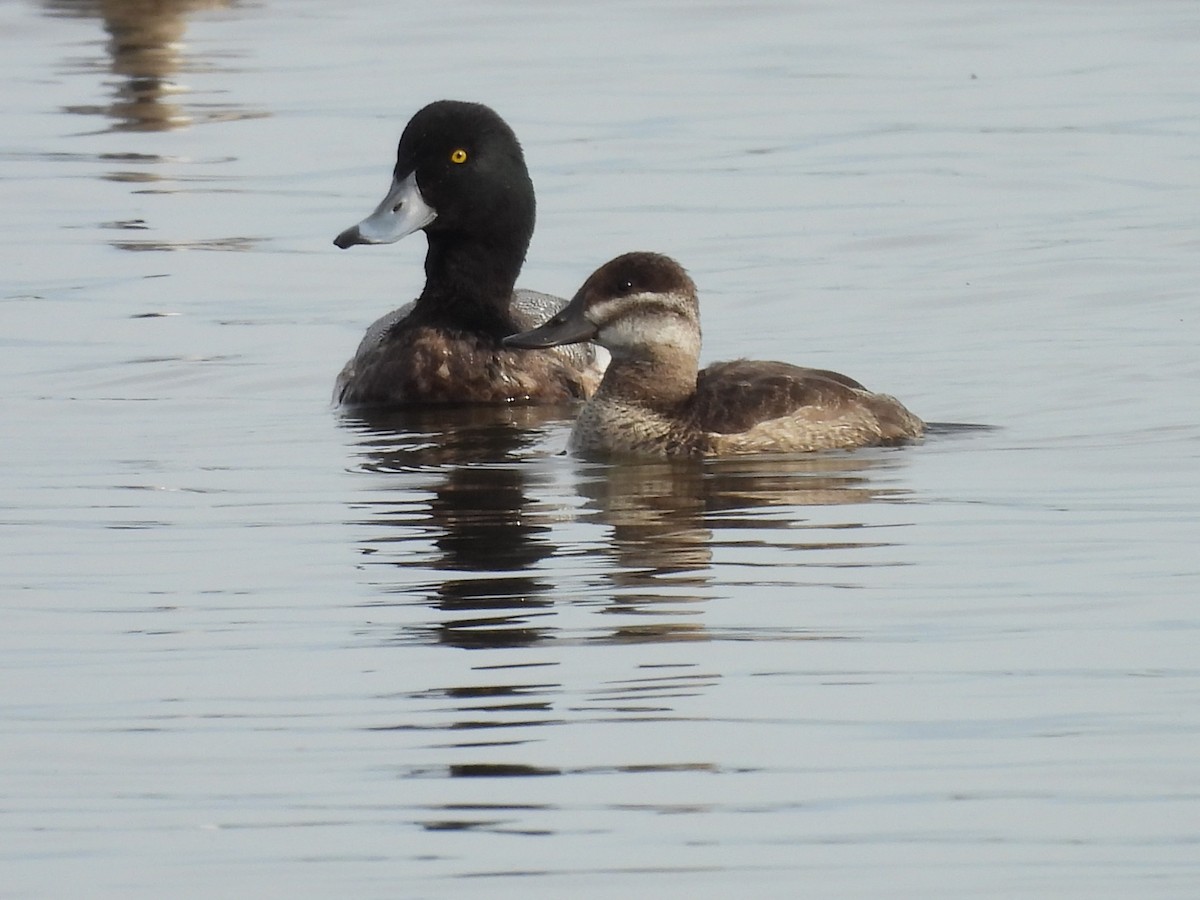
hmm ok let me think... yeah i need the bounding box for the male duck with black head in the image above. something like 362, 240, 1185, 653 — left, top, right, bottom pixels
333, 100, 605, 406
505, 252, 925, 458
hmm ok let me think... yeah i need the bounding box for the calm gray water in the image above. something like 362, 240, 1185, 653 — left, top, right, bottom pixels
3, 1, 1198, 897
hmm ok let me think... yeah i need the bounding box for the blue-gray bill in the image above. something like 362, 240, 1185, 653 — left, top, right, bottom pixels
333, 170, 436, 249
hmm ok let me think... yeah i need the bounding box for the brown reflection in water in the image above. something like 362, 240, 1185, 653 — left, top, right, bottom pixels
576, 450, 913, 644
44, 0, 263, 131
345, 405, 917, 651
345, 407, 576, 797
578, 461, 715, 645
344, 405, 571, 651
344, 420, 917, 802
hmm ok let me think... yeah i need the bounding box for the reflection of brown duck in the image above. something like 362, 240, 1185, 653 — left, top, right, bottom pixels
575, 450, 915, 642
47, 0, 257, 131
575, 460, 716, 644
341, 406, 916, 651
579, 460, 714, 580
579, 451, 907, 570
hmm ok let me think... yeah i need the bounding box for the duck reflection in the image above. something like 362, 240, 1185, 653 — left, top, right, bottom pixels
573, 459, 714, 644
345, 417, 918, 793
44, 0, 259, 131
346, 404, 917, 651
575, 449, 914, 643
343, 405, 573, 650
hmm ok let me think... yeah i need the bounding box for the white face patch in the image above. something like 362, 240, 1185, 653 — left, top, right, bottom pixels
592, 292, 700, 360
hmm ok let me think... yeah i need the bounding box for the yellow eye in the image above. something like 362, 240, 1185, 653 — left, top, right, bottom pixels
450, 148, 468, 164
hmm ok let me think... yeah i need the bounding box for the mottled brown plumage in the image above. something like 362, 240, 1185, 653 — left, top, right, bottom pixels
337, 324, 599, 405
505, 252, 925, 458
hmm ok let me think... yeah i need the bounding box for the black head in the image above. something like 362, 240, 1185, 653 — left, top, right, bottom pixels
334, 100, 536, 261
396, 100, 534, 245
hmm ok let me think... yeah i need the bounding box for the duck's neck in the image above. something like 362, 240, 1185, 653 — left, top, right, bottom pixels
416, 232, 528, 335
597, 350, 699, 412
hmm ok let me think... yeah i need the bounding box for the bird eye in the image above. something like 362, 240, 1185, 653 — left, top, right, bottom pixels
617, 279, 634, 294
449, 148, 468, 164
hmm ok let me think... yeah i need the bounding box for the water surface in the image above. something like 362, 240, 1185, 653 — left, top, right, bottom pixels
2, 1, 1198, 897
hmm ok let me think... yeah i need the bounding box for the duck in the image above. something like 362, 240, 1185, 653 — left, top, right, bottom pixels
332, 100, 605, 406
503, 252, 925, 458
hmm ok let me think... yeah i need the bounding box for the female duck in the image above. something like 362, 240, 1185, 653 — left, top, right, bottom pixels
333, 100, 605, 406
504, 252, 924, 458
